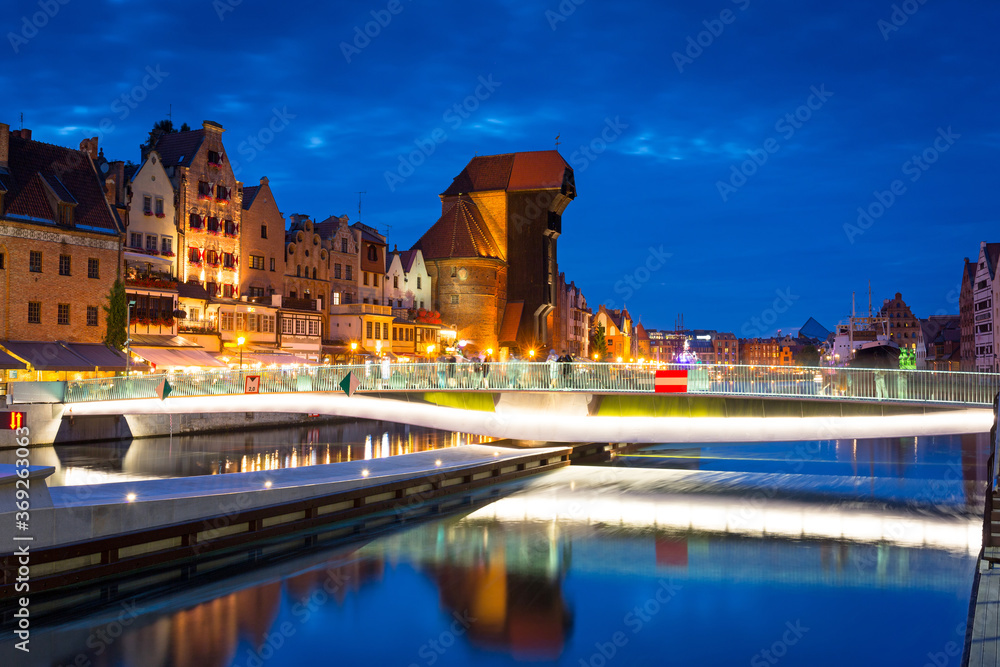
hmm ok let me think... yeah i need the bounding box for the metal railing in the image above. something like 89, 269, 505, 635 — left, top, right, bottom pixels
61, 362, 1000, 406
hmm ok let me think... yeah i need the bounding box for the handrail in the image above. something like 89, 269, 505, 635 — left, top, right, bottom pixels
58, 362, 1000, 406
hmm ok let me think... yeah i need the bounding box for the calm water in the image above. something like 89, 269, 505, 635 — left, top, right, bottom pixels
3, 433, 989, 666
0, 420, 494, 486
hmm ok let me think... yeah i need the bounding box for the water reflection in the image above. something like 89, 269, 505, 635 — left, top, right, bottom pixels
1, 420, 494, 487
13, 434, 988, 666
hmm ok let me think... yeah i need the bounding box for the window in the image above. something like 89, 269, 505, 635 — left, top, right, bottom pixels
341, 238, 348, 253
146, 235, 157, 252
450, 295, 459, 305
216, 184, 230, 201
261, 315, 275, 333
155, 197, 164, 216
308, 320, 320, 336
367, 245, 377, 261
143, 195, 152, 214
207, 217, 220, 233
295, 319, 307, 335
383, 323, 388, 339
206, 281, 218, 297
224, 219, 237, 236
393, 276, 398, 289
334, 263, 342, 279
346, 266, 352, 281
58, 204, 73, 225
198, 181, 211, 197
221, 312, 234, 331
0, 253, 4, 269
29, 251, 42, 273
366, 322, 373, 339
373, 274, 378, 288
206, 250, 219, 266
207, 150, 222, 165
85, 258, 99, 279
58, 304, 70, 325
189, 213, 203, 229
59, 254, 71, 276
416, 277, 421, 289
312, 267, 317, 280
250, 255, 265, 270
223, 284, 234, 298
130, 232, 142, 249
249, 286, 265, 297
161, 237, 172, 254
223, 252, 235, 268
261, 224, 268, 239
451, 266, 457, 277
397, 299, 403, 307
296, 265, 301, 277
363, 272, 369, 286
189, 247, 202, 263
86, 305, 98, 326
269, 257, 275, 272
28, 301, 41, 324
290, 290, 297, 298
332, 292, 341, 305
236, 313, 247, 331
281, 317, 293, 335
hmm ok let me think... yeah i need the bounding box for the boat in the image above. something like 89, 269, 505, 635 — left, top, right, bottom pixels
831, 285, 900, 369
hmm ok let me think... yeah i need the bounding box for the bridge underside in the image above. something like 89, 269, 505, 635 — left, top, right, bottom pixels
61, 391, 993, 444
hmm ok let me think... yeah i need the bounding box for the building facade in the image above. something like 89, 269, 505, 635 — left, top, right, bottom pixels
552, 273, 590, 358
972, 242, 1000, 372
959, 258, 975, 371
354, 222, 387, 306
385, 248, 432, 311
240, 176, 286, 299
316, 214, 360, 307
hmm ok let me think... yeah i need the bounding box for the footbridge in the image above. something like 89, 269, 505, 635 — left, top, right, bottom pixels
10, 363, 994, 445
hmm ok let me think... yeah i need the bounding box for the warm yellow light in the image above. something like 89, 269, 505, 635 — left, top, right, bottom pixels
435, 459, 442, 467
237, 335, 246, 346
351, 342, 358, 350
593, 354, 599, 360
487, 348, 493, 355
528, 349, 535, 358
264, 480, 272, 489
126, 493, 136, 502
361, 468, 370, 477
427, 344, 435, 354
493, 451, 500, 457
617, 356, 623, 363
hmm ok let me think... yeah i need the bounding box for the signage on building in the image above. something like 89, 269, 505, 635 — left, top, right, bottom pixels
4, 411, 26, 430
654, 370, 688, 393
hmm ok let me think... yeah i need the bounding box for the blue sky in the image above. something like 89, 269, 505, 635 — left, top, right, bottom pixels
3, 0, 997, 335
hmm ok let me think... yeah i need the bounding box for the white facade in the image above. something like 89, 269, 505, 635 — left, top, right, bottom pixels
385, 249, 432, 311
128, 151, 178, 276
975, 242, 996, 372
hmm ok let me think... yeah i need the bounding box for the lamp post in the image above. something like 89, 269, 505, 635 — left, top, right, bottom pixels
125, 300, 136, 376
237, 334, 246, 370
351, 341, 358, 365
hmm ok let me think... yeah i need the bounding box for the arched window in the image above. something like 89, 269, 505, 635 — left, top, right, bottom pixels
296, 265, 301, 277
312, 267, 317, 279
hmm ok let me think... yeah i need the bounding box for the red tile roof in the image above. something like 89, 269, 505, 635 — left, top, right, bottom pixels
153, 130, 206, 168
3, 132, 121, 233
440, 150, 573, 197
412, 197, 502, 260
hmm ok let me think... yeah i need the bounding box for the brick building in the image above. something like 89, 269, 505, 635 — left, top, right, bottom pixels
878, 292, 923, 357
354, 222, 387, 306
552, 273, 590, 358
411, 151, 575, 355
316, 214, 359, 306
960, 258, 975, 371
0, 124, 125, 350
240, 176, 286, 299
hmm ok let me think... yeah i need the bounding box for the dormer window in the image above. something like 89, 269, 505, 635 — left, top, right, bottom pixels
58, 203, 74, 225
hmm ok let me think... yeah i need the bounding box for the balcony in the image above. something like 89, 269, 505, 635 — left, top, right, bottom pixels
125, 266, 177, 291
329, 303, 391, 316
283, 297, 319, 311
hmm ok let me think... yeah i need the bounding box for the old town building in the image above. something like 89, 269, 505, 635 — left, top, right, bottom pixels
970, 242, 1000, 372
959, 258, 976, 371
240, 176, 285, 299
354, 222, 387, 306
282, 214, 327, 358
411, 151, 575, 355
552, 273, 590, 358
385, 247, 432, 311
878, 292, 924, 360
592, 306, 632, 361
316, 214, 360, 306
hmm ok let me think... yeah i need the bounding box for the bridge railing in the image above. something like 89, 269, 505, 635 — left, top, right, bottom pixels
61, 362, 1000, 406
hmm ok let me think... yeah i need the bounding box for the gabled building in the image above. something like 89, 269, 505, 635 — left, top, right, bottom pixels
878, 292, 923, 360
592, 306, 632, 361
354, 222, 387, 306
154, 120, 243, 300
240, 176, 285, 299
0, 124, 126, 354
411, 150, 575, 355
552, 273, 590, 358
972, 242, 1000, 371
316, 214, 359, 307
385, 247, 432, 311
960, 258, 976, 371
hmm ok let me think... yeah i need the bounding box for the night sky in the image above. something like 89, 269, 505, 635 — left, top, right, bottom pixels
3, 0, 997, 336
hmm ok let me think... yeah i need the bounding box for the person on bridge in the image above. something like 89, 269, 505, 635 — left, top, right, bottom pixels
558, 350, 573, 388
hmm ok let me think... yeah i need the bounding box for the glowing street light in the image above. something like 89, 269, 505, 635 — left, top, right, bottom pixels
237, 334, 246, 370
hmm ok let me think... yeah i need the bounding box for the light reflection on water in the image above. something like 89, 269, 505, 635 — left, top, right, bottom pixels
11, 433, 990, 666
0, 420, 495, 487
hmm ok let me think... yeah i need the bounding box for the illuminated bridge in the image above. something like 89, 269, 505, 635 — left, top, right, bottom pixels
31, 363, 996, 444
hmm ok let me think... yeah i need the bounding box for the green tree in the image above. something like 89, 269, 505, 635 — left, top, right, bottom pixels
796, 344, 820, 367
142, 119, 190, 153
592, 323, 608, 360
103, 278, 128, 351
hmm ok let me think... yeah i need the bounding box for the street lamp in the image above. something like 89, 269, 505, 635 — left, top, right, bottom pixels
351, 341, 358, 365
237, 334, 246, 370
125, 300, 136, 376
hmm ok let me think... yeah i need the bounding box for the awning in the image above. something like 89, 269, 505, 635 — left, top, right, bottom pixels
124, 250, 173, 267
64, 343, 138, 371
0, 349, 27, 370
133, 346, 227, 368
1, 341, 101, 372
498, 301, 524, 345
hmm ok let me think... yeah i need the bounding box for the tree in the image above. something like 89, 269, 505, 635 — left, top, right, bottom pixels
796, 344, 820, 367
141, 119, 190, 153
103, 278, 128, 351
591, 323, 608, 360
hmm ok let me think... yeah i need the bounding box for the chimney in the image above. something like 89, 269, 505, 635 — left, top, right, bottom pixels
260, 176, 268, 186
18, 128, 31, 140
203, 120, 224, 135
0, 123, 8, 171
79, 137, 98, 160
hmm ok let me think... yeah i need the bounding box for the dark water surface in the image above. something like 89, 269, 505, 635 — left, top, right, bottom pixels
3, 433, 988, 666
